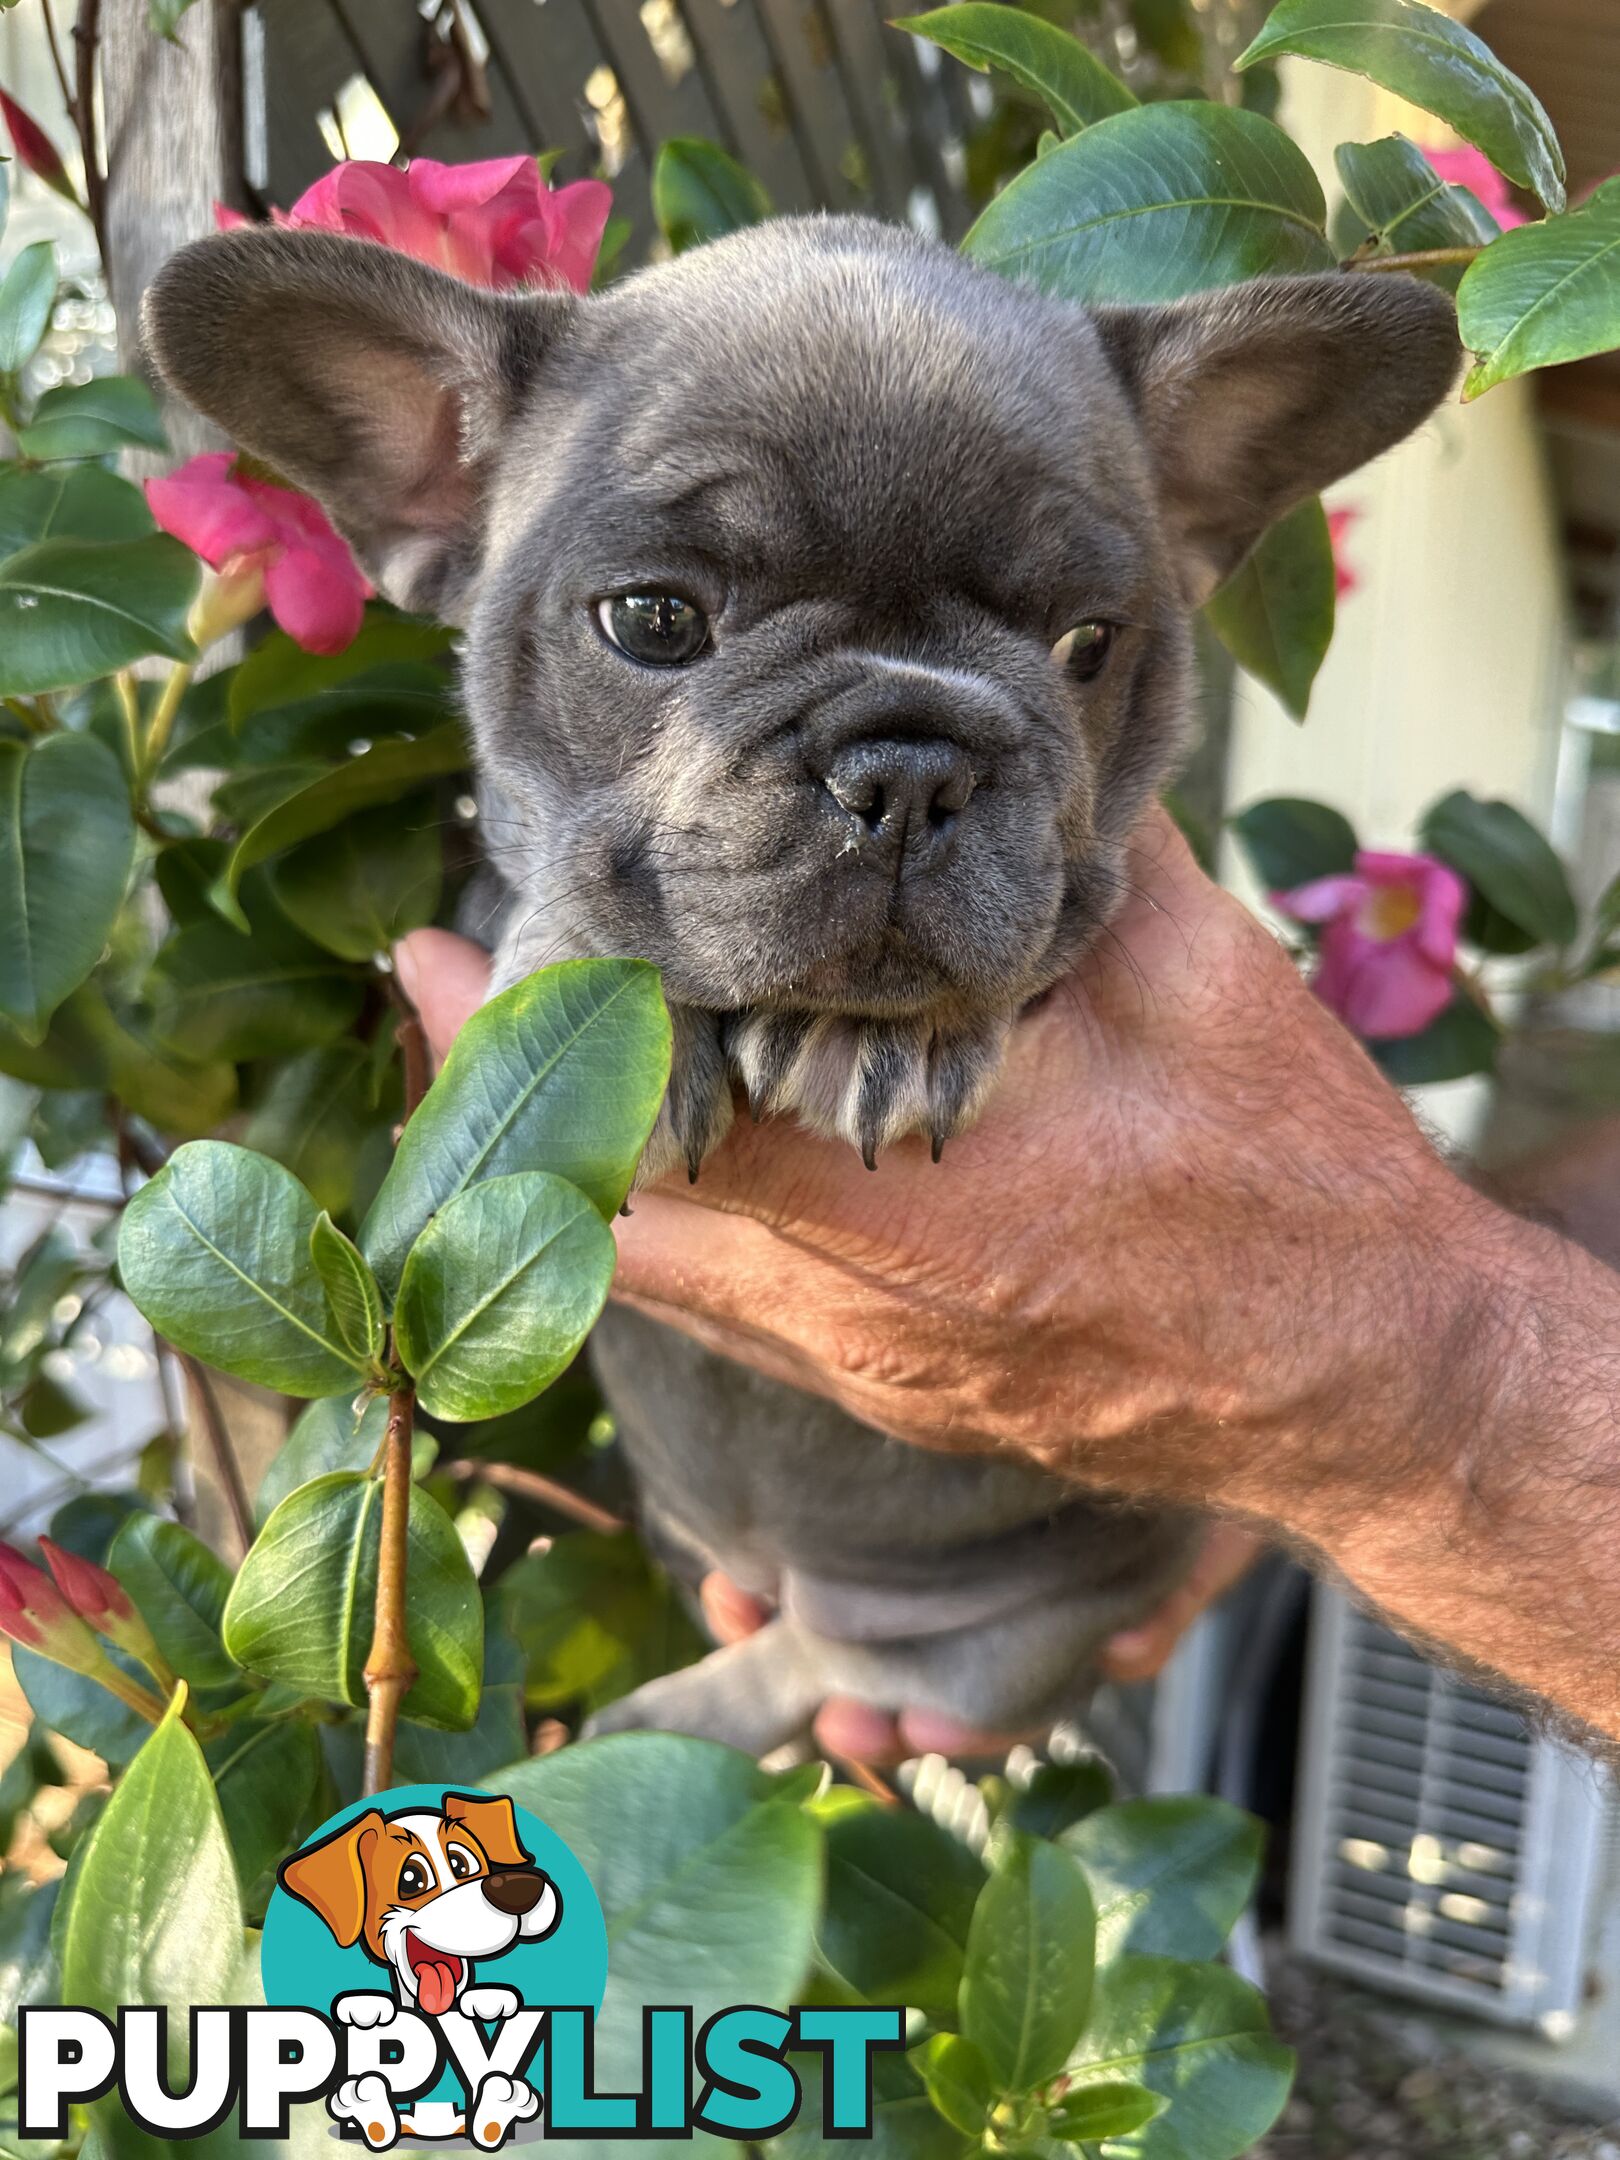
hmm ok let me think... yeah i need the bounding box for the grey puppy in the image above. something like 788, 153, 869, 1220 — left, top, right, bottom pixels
145, 216, 1458, 1753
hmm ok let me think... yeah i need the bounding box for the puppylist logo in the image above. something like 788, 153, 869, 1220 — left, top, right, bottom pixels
18, 1782, 903, 2150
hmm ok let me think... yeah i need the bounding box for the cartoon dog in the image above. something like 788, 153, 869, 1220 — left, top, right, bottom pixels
279, 1791, 559, 2149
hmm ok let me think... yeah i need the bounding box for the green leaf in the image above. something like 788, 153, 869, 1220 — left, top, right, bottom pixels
223, 1469, 482, 1727
362, 957, 672, 1298
171, 660, 451, 775
0, 241, 56, 375
1334, 133, 1498, 289
1236, 0, 1564, 213
1048, 2081, 1164, 2142
226, 610, 451, 728
1203, 497, 1336, 720
210, 723, 466, 920
498, 1529, 706, 1714
809, 1787, 985, 2025
652, 136, 774, 254
1229, 795, 1356, 890
310, 1210, 385, 1367
268, 795, 442, 960
1459, 178, 1620, 397
58, 1692, 241, 2034
1368, 993, 1498, 1084
1005, 1760, 1113, 1840
0, 730, 135, 1041
205, 1715, 323, 1914
241, 1040, 396, 1218
150, 0, 201, 36
11, 1645, 152, 1764
43, 979, 238, 1140
963, 102, 1333, 303
16, 374, 169, 460
959, 1831, 1096, 2094
255, 1390, 398, 1526
1062, 1797, 1263, 1963
118, 1139, 367, 1395
1420, 787, 1578, 947
0, 534, 197, 695
897, 5, 1136, 132
146, 907, 365, 1064
1067, 1953, 1293, 2159
106, 1513, 237, 1690
915, 2032, 995, 2136
394, 1170, 615, 1420
498, 1733, 822, 2100
1131, 0, 1201, 71
0, 463, 154, 559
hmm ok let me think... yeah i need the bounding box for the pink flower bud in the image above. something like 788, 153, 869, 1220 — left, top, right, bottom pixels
39, 1538, 133, 1625
0, 89, 82, 210
0, 1541, 104, 1669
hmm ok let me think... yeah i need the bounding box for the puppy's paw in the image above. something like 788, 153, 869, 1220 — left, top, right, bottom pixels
331, 2073, 399, 2149
727, 1010, 1010, 1165
637, 1004, 734, 1185
462, 1984, 522, 2022
469, 2071, 541, 2148
334, 1992, 398, 2030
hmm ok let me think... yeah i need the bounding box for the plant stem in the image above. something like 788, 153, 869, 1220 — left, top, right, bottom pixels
114, 670, 141, 777
89, 1658, 171, 1725
3, 698, 49, 735
362, 1384, 418, 1795
174, 1349, 257, 1559
138, 662, 194, 786
72, 0, 106, 267
443, 1458, 627, 1536
1345, 246, 1483, 274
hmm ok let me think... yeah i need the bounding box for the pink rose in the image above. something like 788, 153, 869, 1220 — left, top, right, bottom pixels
146, 451, 371, 654
1274, 849, 1466, 1040
1425, 145, 1527, 231
220, 155, 611, 293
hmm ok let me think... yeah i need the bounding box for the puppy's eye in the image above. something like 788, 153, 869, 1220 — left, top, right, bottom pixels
398, 1859, 431, 1899
596, 592, 709, 667
447, 1846, 478, 1880
1053, 621, 1116, 683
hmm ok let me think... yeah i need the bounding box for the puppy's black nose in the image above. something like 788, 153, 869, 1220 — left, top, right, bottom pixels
483, 1868, 548, 1916
820, 737, 976, 872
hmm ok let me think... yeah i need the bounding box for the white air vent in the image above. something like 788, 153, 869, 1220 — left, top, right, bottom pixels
1291, 1586, 1609, 2030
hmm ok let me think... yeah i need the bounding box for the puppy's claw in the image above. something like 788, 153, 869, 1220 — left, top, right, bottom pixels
931, 1130, 946, 1164
861, 1134, 879, 1172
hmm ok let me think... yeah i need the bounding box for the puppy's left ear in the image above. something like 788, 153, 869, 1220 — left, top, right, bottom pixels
1092, 271, 1460, 605
142, 226, 574, 619
443, 1791, 531, 1869
278, 1809, 383, 1947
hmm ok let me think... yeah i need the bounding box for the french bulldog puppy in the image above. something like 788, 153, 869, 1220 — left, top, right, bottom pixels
144, 216, 1459, 1754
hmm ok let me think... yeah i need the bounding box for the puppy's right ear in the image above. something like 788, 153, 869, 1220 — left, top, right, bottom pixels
278, 1808, 383, 1947
142, 227, 572, 619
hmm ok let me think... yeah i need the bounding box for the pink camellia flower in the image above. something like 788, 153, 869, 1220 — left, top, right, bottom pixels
1426, 145, 1528, 231
0, 1540, 104, 1665
219, 154, 610, 294
1274, 849, 1467, 1040
0, 87, 82, 208
1326, 506, 1359, 599
146, 451, 371, 654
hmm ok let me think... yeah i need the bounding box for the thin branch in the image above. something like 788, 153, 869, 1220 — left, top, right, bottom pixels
362, 1384, 418, 1794
445, 1458, 626, 1537
172, 1349, 256, 1559
41, 0, 75, 119
828, 1753, 899, 1807
71, 0, 106, 267
1345, 245, 1482, 274
386, 969, 432, 1125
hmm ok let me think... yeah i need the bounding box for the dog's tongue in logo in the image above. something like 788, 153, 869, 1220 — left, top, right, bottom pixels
409, 1936, 465, 2017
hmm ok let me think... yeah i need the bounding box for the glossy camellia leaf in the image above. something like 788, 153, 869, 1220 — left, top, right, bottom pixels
223, 1470, 483, 1728
809, 1788, 986, 2027
205, 1714, 323, 1912
899, 4, 1136, 133
394, 1171, 616, 1420
0, 534, 197, 695
269, 795, 443, 960
11, 1643, 154, 1765
1204, 498, 1336, 721
1334, 134, 1498, 289
1062, 1796, 1264, 1963
500, 1734, 822, 2107
40, 979, 239, 1140
310, 1211, 385, 1367
1459, 178, 1620, 397
210, 722, 468, 921
16, 374, 169, 460
1236, 0, 1564, 213
107, 1513, 238, 1690
226, 610, 452, 726
963, 101, 1333, 303
146, 906, 365, 1064
1369, 992, 1498, 1085
172, 660, 452, 775
958, 1831, 1096, 2093
362, 958, 671, 1298
0, 462, 155, 559
1066, 1953, 1294, 2159
0, 239, 56, 374
255, 1390, 437, 1527
58, 1691, 242, 2038
1005, 1759, 1113, 1840
118, 1140, 366, 1396
1420, 787, 1578, 948
499, 1530, 705, 1714
915, 2032, 995, 2137
653, 137, 773, 255
0, 730, 135, 1041
1229, 795, 1357, 891
241, 1040, 395, 1218
1048, 2081, 1165, 2142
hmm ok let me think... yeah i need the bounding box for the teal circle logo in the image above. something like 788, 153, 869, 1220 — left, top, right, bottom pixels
261, 1784, 607, 2145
